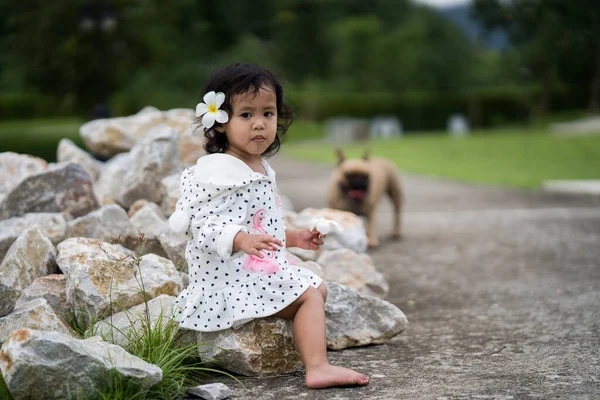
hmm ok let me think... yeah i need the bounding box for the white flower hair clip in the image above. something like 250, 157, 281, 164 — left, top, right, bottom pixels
196, 91, 229, 130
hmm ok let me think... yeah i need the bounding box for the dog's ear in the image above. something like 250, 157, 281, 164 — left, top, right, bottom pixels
335, 148, 345, 165
362, 147, 371, 161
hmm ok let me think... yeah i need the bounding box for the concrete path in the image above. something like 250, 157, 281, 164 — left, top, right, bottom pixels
209, 156, 600, 399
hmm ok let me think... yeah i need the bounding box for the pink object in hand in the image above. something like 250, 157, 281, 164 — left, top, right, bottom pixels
242, 209, 280, 274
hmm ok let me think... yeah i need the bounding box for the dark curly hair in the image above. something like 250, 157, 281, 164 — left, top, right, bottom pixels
196, 63, 294, 157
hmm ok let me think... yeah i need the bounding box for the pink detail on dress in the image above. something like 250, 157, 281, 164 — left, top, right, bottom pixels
276, 196, 283, 208
242, 209, 280, 274
286, 255, 298, 266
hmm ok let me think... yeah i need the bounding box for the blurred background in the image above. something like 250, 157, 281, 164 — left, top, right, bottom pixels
1, 0, 599, 189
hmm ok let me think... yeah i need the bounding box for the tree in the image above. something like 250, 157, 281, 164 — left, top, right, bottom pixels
368, 7, 474, 93
473, 0, 600, 114
552, 0, 600, 112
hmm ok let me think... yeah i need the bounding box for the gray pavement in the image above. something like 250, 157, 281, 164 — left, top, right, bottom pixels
207, 156, 600, 400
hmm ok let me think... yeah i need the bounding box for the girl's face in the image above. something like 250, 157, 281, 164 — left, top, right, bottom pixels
219, 85, 278, 161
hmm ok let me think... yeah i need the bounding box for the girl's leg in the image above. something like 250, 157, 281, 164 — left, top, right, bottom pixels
317, 282, 328, 302
273, 286, 369, 389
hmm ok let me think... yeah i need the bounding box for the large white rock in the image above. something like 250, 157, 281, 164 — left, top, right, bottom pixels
325, 282, 408, 350
0, 328, 162, 400
289, 208, 368, 253
0, 298, 75, 344
0, 162, 99, 220
79, 106, 202, 165
196, 317, 302, 376
56, 237, 183, 328
94, 127, 181, 208
317, 249, 389, 298
79, 112, 146, 158
0, 228, 58, 317
0, 152, 48, 195
57, 138, 103, 180
0, 213, 67, 263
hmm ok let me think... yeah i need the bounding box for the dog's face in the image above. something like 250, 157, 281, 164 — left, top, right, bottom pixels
337, 159, 370, 205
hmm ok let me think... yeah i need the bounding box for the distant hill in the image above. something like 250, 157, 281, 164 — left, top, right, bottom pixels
437, 4, 509, 50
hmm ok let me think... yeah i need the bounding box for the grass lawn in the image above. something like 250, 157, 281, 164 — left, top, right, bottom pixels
0, 118, 85, 162
282, 126, 600, 189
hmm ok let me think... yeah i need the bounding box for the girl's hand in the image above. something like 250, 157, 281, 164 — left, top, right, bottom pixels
238, 233, 282, 258
293, 228, 325, 251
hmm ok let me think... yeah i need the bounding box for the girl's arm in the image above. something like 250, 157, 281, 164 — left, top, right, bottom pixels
285, 229, 299, 248
188, 192, 250, 259
285, 228, 323, 250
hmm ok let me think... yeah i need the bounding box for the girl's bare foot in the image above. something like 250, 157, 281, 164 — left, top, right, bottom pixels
305, 364, 370, 389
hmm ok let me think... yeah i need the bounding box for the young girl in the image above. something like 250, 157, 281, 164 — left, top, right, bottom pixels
169, 63, 370, 389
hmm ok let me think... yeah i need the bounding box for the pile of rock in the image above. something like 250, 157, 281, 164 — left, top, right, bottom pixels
0, 108, 408, 399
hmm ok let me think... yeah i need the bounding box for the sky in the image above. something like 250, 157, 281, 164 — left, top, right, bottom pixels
412, 0, 471, 8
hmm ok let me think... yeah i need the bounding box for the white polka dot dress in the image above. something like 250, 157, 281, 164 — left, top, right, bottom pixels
169, 153, 323, 332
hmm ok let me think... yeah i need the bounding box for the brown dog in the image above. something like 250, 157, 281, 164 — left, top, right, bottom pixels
327, 149, 403, 247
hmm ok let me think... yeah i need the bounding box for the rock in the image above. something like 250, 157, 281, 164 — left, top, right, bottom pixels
79, 117, 140, 158
187, 383, 232, 400
57, 238, 183, 327
0, 298, 75, 344
290, 208, 368, 253
0, 328, 162, 400
129, 203, 168, 240
79, 106, 199, 164
14, 274, 70, 321
196, 317, 302, 376
158, 231, 188, 272
179, 271, 189, 288
95, 127, 180, 209
119, 127, 180, 208
160, 172, 181, 217
317, 249, 389, 298
0, 152, 48, 195
94, 152, 129, 205
325, 282, 408, 350
127, 199, 151, 217
286, 247, 318, 262
129, 203, 170, 257
66, 204, 136, 244
0, 213, 67, 263
0, 162, 99, 220
57, 138, 103, 180
0, 228, 58, 317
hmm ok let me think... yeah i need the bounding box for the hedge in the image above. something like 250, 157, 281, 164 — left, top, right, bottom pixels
286, 86, 587, 130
